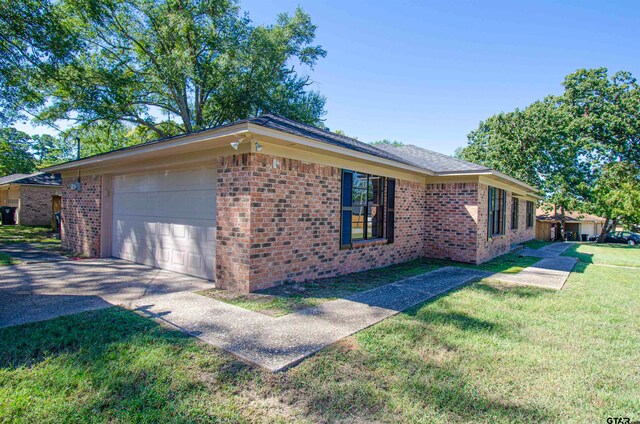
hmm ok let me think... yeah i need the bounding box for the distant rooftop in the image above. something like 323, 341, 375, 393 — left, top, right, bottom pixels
0, 172, 62, 187
536, 207, 605, 223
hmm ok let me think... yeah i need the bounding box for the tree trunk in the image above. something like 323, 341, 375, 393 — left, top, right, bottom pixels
560, 205, 566, 241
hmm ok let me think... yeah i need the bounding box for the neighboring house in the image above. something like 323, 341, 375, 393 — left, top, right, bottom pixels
0, 173, 62, 227
44, 114, 539, 292
536, 207, 606, 241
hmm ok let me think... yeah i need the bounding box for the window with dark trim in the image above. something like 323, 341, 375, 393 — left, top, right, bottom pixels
488, 186, 506, 237
526, 201, 535, 228
340, 170, 395, 248
511, 198, 519, 230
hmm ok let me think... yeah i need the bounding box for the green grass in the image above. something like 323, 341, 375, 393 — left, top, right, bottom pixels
0, 252, 19, 266
0, 225, 60, 244
2, 245, 639, 422
199, 258, 442, 316
0, 226, 67, 264
563, 242, 640, 267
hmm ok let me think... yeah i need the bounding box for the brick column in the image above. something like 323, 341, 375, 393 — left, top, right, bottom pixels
424, 182, 479, 263
61, 174, 102, 257
215, 154, 253, 292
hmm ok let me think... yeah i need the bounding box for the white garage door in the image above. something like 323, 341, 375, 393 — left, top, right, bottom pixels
112, 165, 216, 280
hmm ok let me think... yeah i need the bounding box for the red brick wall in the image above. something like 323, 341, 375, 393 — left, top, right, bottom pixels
61, 174, 102, 257
476, 184, 535, 263
509, 196, 535, 244
215, 153, 426, 292
215, 154, 253, 292
424, 183, 479, 263
17, 186, 61, 226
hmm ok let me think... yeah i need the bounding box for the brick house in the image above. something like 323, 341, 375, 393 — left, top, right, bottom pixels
44, 115, 538, 292
0, 173, 62, 226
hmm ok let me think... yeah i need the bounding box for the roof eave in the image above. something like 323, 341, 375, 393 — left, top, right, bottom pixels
436, 169, 542, 199
43, 123, 251, 173
246, 123, 437, 177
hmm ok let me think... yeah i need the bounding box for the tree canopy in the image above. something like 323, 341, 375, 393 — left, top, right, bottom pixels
0, 0, 327, 137
459, 68, 640, 234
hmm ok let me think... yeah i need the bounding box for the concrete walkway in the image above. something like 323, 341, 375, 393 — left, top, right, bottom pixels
131, 267, 491, 372
0, 259, 213, 328
490, 243, 576, 290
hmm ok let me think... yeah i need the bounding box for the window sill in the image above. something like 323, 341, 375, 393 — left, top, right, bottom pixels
352, 238, 388, 248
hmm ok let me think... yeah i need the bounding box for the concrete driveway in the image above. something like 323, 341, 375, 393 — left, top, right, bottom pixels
0, 259, 213, 329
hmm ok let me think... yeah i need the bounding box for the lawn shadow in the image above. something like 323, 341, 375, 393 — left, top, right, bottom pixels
291, 313, 556, 423
471, 281, 554, 298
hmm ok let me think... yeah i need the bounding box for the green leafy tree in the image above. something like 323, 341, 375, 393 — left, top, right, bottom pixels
589, 162, 640, 236
0, 128, 37, 175
370, 139, 403, 147
460, 99, 589, 240
0, 0, 326, 135
460, 68, 640, 242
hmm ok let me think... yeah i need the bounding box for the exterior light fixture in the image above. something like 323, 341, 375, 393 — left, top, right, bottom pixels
255, 141, 263, 152
230, 141, 241, 150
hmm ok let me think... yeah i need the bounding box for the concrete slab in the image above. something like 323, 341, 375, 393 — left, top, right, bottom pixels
0, 259, 213, 328
0, 242, 69, 263
521, 242, 572, 258
488, 256, 577, 290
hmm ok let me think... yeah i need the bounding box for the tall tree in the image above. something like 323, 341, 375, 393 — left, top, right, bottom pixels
0, 0, 327, 136
460, 99, 590, 239
0, 128, 37, 175
458, 68, 640, 241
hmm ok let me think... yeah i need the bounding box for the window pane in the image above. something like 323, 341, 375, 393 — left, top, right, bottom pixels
370, 176, 384, 206
352, 206, 365, 240
368, 206, 384, 239
352, 188, 367, 206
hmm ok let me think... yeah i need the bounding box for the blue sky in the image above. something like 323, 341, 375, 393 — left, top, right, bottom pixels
17, 0, 640, 154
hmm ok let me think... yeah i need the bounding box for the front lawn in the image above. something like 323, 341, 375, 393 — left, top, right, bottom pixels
0, 226, 67, 264
1, 245, 639, 422
563, 242, 640, 267
521, 239, 554, 249
0, 225, 59, 245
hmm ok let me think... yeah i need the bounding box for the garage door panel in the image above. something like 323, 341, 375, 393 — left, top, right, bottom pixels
112, 166, 216, 280
113, 191, 215, 220
114, 168, 216, 193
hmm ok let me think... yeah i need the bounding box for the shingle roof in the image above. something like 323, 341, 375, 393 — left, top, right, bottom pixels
0, 172, 61, 186
0, 174, 30, 186
536, 208, 605, 223
372, 144, 489, 173
247, 115, 420, 170
43, 114, 492, 176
